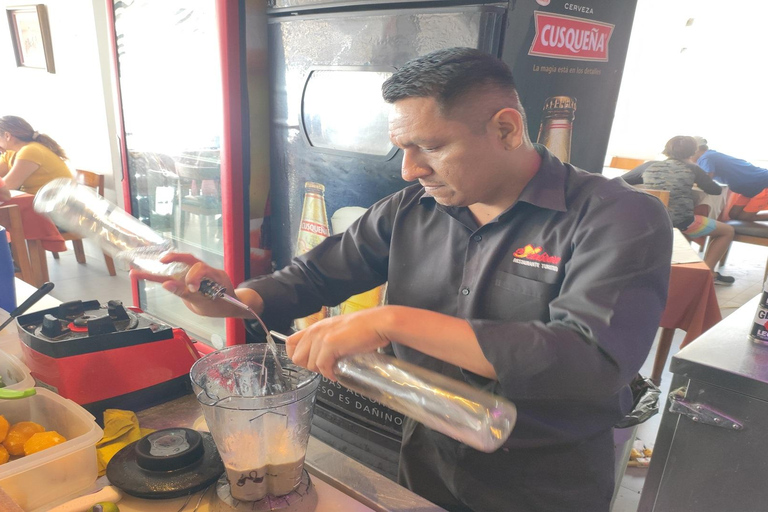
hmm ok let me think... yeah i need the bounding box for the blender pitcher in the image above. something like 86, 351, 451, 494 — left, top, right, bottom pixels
190, 344, 320, 502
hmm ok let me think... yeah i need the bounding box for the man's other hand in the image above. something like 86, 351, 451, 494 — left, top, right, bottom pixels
129, 252, 252, 318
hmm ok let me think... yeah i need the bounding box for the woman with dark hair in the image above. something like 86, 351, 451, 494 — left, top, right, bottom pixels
643, 135, 735, 283
0, 116, 73, 195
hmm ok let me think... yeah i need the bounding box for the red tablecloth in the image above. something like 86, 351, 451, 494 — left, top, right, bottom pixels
660, 260, 722, 348
3, 192, 66, 253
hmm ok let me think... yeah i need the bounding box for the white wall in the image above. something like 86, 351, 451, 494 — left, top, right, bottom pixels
0, 0, 122, 204
607, 0, 768, 166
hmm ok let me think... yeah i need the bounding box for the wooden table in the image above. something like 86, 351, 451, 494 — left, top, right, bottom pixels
651, 230, 722, 384
3, 190, 66, 285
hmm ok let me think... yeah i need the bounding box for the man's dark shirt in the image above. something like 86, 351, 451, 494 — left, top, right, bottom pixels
243, 147, 673, 449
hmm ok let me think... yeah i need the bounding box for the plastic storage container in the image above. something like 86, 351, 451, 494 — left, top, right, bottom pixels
0, 387, 103, 511
0, 308, 24, 359
0, 349, 34, 391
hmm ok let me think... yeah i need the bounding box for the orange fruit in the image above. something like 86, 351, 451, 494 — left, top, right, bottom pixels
23, 431, 67, 456
0, 445, 9, 464
3, 421, 45, 456
0, 416, 9, 443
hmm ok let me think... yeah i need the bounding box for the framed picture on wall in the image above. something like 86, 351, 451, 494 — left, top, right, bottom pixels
6, 4, 55, 73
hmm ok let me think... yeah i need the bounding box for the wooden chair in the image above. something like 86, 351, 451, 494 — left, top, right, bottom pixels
173, 157, 221, 242
610, 156, 646, 170
51, 170, 116, 276
636, 187, 670, 208
0, 204, 35, 285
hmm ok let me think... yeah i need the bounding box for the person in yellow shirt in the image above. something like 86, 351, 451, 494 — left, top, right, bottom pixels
0, 116, 73, 195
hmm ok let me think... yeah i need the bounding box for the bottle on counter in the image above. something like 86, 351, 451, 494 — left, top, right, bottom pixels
749, 279, 768, 344
294, 182, 330, 330
536, 95, 577, 163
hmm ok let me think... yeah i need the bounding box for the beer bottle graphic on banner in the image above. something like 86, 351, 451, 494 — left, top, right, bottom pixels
537, 96, 577, 163
294, 181, 330, 330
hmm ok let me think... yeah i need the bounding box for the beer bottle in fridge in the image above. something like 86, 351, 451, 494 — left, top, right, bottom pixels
294, 181, 330, 330
536, 96, 577, 163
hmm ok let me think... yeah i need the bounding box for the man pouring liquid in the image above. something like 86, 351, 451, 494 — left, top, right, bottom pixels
134, 48, 672, 512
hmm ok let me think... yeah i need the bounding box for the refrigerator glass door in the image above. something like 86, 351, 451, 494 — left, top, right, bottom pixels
269, 4, 506, 266
113, 0, 225, 345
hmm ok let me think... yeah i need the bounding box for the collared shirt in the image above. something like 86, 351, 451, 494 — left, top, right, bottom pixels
243, 146, 672, 448
697, 149, 768, 198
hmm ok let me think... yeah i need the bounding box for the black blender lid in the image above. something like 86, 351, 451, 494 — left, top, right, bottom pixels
106, 428, 224, 499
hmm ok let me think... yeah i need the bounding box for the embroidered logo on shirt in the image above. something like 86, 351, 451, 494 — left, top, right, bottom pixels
512, 244, 562, 272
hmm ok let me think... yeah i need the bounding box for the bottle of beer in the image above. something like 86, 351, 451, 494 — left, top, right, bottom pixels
536, 96, 577, 163
749, 279, 768, 344
294, 182, 330, 330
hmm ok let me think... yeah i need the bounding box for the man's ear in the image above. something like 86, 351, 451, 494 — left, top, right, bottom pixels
491, 108, 525, 150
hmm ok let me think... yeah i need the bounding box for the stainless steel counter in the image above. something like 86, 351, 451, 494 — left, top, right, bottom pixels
639, 294, 768, 512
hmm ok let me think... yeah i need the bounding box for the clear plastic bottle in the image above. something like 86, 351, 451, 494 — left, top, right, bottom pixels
269, 331, 517, 453
34, 178, 188, 277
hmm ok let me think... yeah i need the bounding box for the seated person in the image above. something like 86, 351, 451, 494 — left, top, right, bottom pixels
693, 136, 768, 198
728, 189, 768, 221
0, 116, 73, 195
644, 136, 735, 284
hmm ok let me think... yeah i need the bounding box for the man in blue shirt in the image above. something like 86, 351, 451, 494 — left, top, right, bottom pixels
693, 137, 768, 198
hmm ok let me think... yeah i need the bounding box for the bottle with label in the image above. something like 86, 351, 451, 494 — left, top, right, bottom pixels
536, 95, 577, 163
294, 182, 330, 330
749, 280, 768, 344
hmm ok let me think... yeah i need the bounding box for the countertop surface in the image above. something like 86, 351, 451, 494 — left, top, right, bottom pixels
8, 278, 445, 512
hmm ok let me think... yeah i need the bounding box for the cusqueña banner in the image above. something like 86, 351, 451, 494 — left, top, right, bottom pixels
502, 0, 639, 173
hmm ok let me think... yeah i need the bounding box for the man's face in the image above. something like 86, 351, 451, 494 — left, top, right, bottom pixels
389, 97, 507, 208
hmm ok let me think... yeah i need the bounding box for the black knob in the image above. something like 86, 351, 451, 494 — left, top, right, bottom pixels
41, 314, 65, 338
87, 315, 117, 336
58, 300, 85, 319
107, 300, 130, 321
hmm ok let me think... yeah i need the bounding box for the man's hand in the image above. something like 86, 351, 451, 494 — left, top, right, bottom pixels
285, 307, 393, 380
129, 252, 261, 318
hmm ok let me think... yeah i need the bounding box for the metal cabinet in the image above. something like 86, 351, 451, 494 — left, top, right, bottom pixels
640, 294, 768, 512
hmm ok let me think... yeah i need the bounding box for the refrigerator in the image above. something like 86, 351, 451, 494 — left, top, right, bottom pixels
266, 0, 639, 480
107, 0, 270, 351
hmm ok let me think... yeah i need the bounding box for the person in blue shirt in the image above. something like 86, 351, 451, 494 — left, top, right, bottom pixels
693, 137, 768, 198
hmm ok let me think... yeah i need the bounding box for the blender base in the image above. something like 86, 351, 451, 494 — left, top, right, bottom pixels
212, 469, 318, 512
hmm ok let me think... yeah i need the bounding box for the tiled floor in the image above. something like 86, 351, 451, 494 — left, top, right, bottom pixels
41, 238, 768, 512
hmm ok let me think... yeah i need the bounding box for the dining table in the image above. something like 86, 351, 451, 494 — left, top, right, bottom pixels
651, 229, 722, 384
2, 190, 66, 285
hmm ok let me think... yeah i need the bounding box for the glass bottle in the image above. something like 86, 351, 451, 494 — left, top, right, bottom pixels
749, 279, 768, 344
293, 182, 330, 330
536, 95, 577, 163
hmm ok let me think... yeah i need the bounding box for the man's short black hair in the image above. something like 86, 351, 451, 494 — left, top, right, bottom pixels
382, 47, 521, 116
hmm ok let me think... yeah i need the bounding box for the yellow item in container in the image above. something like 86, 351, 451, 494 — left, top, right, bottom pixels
96, 409, 154, 476
23, 430, 67, 456
0, 444, 9, 464
0, 415, 9, 442
3, 421, 45, 456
